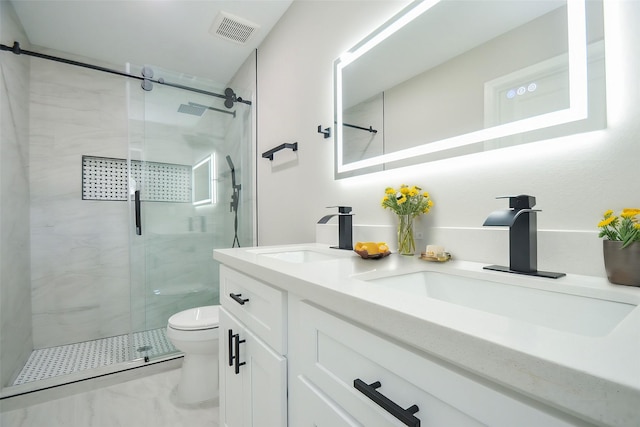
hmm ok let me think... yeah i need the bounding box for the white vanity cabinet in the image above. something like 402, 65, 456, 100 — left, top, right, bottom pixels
288, 297, 589, 427
219, 265, 287, 427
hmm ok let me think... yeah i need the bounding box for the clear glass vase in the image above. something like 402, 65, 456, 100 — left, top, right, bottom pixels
397, 214, 415, 256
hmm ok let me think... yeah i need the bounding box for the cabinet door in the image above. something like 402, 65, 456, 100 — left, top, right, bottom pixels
220, 308, 244, 427
244, 322, 287, 427
290, 374, 362, 427
220, 308, 287, 427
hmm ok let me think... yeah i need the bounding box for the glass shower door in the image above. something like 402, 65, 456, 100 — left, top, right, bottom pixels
128, 64, 253, 361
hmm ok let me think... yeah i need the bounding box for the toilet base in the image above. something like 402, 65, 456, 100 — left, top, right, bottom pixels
177, 352, 219, 404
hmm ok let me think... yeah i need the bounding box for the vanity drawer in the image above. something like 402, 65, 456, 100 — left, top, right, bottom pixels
291, 300, 585, 427
220, 265, 286, 353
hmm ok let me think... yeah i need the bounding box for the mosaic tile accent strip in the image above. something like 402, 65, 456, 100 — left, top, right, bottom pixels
82, 156, 192, 202
12, 328, 177, 386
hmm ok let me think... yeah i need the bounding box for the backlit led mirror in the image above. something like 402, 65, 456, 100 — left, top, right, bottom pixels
334, 0, 605, 178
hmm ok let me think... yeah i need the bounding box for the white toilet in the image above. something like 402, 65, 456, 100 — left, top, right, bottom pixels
167, 305, 220, 404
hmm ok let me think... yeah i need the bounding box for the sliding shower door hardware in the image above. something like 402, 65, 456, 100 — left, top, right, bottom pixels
261, 142, 298, 160
230, 293, 249, 305
0, 41, 251, 107
353, 379, 421, 427
317, 125, 331, 139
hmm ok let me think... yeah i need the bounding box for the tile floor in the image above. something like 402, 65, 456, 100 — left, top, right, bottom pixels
1, 368, 218, 427
13, 328, 177, 386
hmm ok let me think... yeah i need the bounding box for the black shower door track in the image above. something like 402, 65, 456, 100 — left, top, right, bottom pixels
0, 41, 251, 106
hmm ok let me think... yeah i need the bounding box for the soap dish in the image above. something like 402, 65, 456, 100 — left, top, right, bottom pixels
420, 252, 452, 262
355, 249, 391, 259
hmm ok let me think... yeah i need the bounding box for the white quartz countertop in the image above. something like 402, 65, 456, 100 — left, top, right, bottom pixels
214, 243, 640, 426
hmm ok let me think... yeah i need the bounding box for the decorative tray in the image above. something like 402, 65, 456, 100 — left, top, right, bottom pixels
420, 252, 452, 262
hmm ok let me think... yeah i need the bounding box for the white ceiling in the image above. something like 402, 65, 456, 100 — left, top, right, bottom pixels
9, 0, 293, 85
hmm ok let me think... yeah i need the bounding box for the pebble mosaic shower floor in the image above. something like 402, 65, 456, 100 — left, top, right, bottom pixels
12, 328, 177, 386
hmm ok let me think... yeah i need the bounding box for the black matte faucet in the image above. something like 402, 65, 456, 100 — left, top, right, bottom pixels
318, 206, 353, 250
483, 195, 565, 279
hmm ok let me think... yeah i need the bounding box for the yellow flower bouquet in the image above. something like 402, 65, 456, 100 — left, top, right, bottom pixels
381, 184, 433, 255
598, 208, 640, 248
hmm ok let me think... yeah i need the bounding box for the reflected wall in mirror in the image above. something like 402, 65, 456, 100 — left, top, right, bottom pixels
192, 154, 215, 206
334, 0, 605, 178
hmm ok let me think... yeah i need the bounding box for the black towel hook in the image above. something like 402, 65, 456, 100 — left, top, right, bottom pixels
317, 125, 331, 139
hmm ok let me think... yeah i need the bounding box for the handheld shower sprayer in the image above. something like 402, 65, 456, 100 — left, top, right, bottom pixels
226, 155, 236, 188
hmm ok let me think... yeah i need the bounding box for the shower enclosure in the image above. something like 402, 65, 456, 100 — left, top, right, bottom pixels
0, 45, 254, 395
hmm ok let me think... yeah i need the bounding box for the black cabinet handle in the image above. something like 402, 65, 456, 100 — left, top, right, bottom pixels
227, 328, 246, 374
354, 379, 420, 427
230, 293, 249, 305
227, 329, 234, 367
134, 190, 142, 236
233, 333, 246, 375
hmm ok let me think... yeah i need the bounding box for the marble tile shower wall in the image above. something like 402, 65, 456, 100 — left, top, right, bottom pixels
28, 57, 226, 347
29, 59, 132, 348
0, 0, 34, 387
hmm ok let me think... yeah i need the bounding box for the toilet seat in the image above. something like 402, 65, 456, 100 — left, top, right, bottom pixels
168, 305, 219, 331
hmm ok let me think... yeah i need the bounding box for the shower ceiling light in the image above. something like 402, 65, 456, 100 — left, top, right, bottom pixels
210, 11, 260, 45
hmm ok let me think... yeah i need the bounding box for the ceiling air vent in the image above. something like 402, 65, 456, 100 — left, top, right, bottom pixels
210, 12, 260, 45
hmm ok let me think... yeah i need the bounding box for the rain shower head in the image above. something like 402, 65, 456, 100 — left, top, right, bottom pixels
178, 102, 236, 118
177, 103, 206, 116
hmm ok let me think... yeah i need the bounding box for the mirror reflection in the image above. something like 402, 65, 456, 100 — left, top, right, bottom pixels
193, 154, 214, 206
335, 0, 605, 178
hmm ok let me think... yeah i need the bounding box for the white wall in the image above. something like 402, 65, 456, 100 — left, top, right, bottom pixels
256, 0, 640, 277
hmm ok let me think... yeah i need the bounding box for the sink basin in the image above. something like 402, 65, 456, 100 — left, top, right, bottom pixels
365, 271, 636, 337
256, 249, 341, 263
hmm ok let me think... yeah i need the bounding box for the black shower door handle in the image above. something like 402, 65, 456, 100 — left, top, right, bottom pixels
134, 190, 142, 236
353, 379, 420, 427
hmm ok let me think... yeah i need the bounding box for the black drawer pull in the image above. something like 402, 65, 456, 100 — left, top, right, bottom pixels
230, 293, 249, 305
354, 379, 420, 427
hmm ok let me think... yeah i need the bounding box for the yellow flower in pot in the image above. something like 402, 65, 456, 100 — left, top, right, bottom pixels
597, 208, 640, 286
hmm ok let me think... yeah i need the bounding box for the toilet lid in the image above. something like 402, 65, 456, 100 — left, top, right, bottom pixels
168, 305, 220, 331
